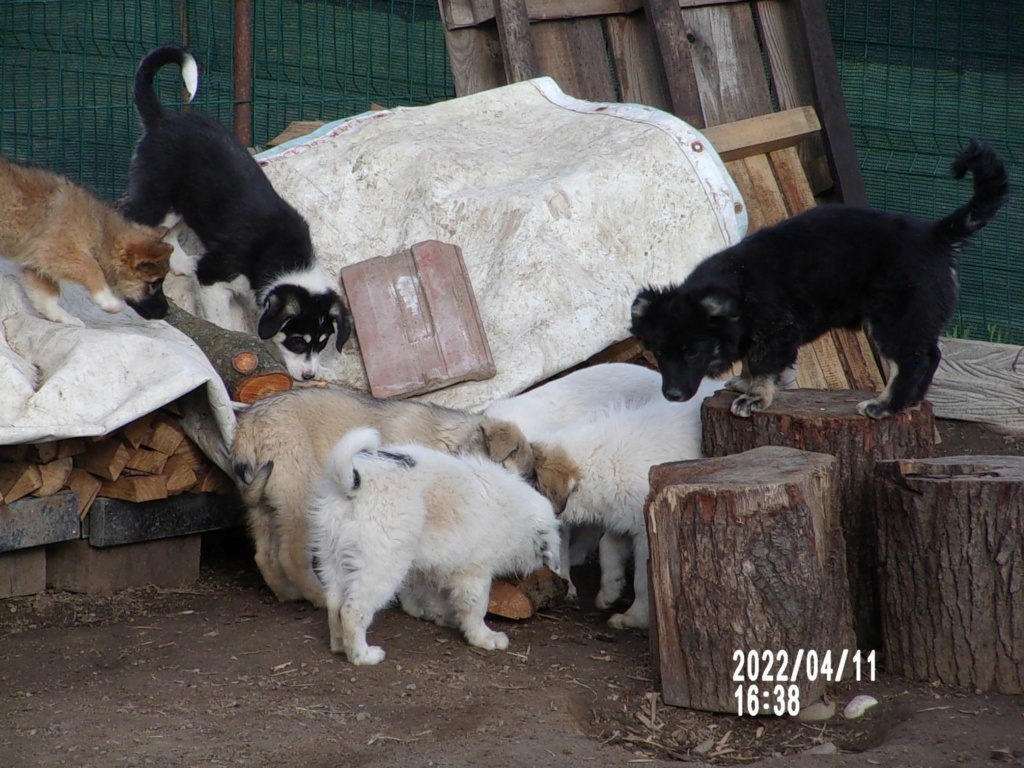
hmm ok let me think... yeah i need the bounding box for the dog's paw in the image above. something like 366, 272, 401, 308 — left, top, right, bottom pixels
857, 399, 894, 420
467, 628, 510, 651
93, 288, 125, 314
725, 375, 750, 393
350, 645, 386, 666
608, 612, 649, 631
595, 580, 625, 610
730, 393, 769, 418
565, 582, 579, 603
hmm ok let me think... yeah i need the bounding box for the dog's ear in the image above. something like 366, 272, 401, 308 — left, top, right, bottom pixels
259, 289, 302, 340
531, 443, 580, 515
329, 298, 352, 352
700, 292, 738, 319
480, 419, 535, 479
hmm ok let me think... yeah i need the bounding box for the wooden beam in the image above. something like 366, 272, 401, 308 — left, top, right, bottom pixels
701, 105, 820, 161
442, 0, 641, 29
493, 0, 540, 82
792, 0, 868, 205
641, 0, 704, 126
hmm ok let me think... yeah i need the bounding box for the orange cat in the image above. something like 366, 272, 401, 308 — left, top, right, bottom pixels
0, 157, 172, 324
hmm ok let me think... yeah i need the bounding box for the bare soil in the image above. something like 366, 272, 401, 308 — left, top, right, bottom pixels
2, 419, 1022, 768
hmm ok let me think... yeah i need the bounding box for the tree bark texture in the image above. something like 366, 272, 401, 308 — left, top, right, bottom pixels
163, 301, 291, 403
646, 445, 855, 712
701, 389, 935, 650
875, 456, 1024, 694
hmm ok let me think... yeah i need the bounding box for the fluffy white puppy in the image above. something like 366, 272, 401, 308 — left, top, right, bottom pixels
308, 427, 560, 666
484, 363, 665, 597
531, 377, 723, 630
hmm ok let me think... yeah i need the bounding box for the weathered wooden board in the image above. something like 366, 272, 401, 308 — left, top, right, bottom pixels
928, 338, 1024, 432
0, 491, 81, 553
86, 494, 246, 548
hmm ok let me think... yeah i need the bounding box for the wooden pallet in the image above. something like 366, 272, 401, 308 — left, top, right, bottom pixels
439, 0, 867, 204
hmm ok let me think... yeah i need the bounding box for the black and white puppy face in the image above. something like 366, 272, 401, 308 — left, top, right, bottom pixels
258, 281, 352, 381
630, 286, 741, 402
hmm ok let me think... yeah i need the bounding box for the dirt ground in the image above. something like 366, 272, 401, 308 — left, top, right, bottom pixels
2, 419, 1023, 768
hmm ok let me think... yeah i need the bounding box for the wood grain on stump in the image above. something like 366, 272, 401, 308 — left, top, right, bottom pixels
701, 389, 935, 650
875, 456, 1024, 693
646, 445, 855, 712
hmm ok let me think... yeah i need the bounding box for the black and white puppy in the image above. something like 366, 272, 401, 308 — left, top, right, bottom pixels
120, 45, 351, 381
630, 139, 1008, 419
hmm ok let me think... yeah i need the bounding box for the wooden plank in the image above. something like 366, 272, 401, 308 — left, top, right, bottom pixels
753, 0, 832, 194
532, 17, 618, 103
701, 106, 820, 162
794, 344, 829, 389
792, 0, 868, 205
442, 0, 642, 29
927, 338, 1024, 432
680, 2, 774, 126
769, 145, 818, 214
86, 495, 245, 548
442, 25, 506, 96
641, 0, 704, 126
0, 547, 46, 598
604, 12, 673, 111
493, 0, 539, 82
0, 492, 81, 553
739, 153, 788, 227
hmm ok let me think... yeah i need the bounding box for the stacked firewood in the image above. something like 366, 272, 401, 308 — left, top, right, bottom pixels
0, 407, 234, 516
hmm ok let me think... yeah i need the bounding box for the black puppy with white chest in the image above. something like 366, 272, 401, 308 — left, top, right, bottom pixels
631, 140, 1008, 419
121, 45, 351, 381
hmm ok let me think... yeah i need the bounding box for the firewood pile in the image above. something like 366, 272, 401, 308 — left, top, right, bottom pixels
0, 405, 234, 517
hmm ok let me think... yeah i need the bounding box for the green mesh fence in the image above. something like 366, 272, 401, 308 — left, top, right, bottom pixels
0, 0, 453, 203
825, 0, 1024, 345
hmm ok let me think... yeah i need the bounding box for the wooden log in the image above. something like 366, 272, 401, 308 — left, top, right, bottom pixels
98, 475, 169, 504
66, 469, 103, 518
0, 463, 43, 504
646, 446, 855, 712
874, 456, 1024, 694
163, 456, 199, 496
124, 448, 170, 476
143, 415, 187, 456
73, 438, 130, 482
163, 300, 292, 404
492, 0, 539, 83
122, 413, 156, 449
701, 389, 936, 650
30, 458, 74, 498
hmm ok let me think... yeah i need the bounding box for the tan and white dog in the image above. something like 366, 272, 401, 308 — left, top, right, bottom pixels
0, 156, 172, 323
308, 427, 560, 665
531, 377, 722, 630
231, 386, 534, 606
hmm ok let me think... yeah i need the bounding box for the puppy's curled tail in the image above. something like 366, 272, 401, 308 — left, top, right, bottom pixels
935, 139, 1009, 245
134, 45, 199, 127
322, 427, 381, 497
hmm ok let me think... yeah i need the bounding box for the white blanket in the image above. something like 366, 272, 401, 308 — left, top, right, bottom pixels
1, 77, 745, 464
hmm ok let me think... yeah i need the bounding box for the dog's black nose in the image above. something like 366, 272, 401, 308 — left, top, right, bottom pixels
302, 371, 316, 381
663, 388, 685, 401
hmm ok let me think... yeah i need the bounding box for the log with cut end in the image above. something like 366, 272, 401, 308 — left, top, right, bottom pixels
700, 388, 935, 650
163, 301, 291, 403
646, 445, 855, 712
875, 456, 1024, 694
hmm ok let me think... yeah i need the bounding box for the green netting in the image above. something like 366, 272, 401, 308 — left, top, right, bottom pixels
0, 0, 453, 203
825, 0, 1024, 345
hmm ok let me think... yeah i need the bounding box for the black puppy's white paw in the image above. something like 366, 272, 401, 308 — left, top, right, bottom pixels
857, 399, 894, 420
730, 393, 769, 418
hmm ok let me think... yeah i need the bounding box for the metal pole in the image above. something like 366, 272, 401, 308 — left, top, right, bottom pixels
233, 0, 254, 147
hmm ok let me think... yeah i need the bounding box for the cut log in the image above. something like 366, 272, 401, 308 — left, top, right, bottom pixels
0, 463, 43, 504
98, 475, 169, 503
31, 458, 74, 497
124, 448, 170, 476
73, 438, 131, 482
164, 455, 199, 495
488, 579, 534, 620
66, 468, 103, 518
646, 446, 855, 712
163, 300, 292, 404
122, 413, 156, 449
701, 389, 935, 650
143, 415, 187, 456
874, 456, 1024, 694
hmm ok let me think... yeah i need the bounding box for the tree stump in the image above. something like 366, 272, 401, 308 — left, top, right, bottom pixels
646, 446, 855, 712
701, 389, 935, 650
875, 456, 1024, 693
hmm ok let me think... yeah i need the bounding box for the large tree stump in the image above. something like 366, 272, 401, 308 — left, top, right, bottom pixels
875, 456, 1024, 693
701, 389, 935, 650
646, 446, 855, 712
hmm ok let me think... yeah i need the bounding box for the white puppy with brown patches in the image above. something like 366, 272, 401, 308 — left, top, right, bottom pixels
308, 427, 560, 665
